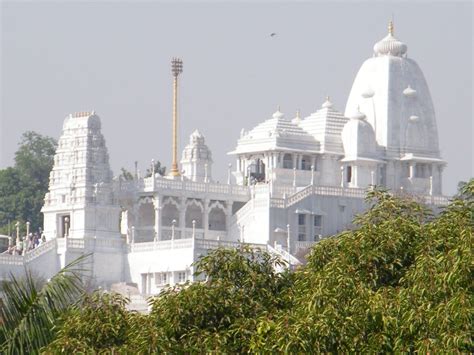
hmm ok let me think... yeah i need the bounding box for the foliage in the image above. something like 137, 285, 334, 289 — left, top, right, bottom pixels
144, 246, 292, 352
248, 183, 473, 353
119, 160, 166, 181
0, 132, 57, 234
119, 168, 134, 181
145, 161, 166, 177
0, 256, 87, 354
3, 181, 472, 353
44, 291, 137, 353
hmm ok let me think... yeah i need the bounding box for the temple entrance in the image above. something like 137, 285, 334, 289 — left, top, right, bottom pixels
60, 214, 70, 238
248, 158, 266, 183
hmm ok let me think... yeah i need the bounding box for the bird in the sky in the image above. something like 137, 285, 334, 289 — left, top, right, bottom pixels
270, 32, 277, 37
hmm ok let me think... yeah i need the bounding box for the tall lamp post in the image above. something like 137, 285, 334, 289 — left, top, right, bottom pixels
170, 57, 183, 177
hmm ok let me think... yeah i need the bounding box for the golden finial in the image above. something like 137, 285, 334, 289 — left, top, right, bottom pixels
296, 109, 300, 118
326, 95, 330, 102
388, 20, 394, 35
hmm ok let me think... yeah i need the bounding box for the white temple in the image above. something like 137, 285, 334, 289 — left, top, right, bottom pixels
0, 23, 449, 296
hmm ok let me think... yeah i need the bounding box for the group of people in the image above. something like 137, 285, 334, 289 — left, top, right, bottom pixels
4, 229, 47, 255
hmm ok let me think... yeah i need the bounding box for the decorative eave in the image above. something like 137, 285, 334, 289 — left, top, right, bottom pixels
399, 153, 446, 165
228, 146, 323, 156
340, 157, 386, 164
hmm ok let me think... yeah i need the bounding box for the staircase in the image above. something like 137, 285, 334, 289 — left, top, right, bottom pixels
266, 243, 302, 268
127, 294, 150, 313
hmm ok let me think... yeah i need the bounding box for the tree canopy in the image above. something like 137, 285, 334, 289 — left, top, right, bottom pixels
1, 180, 472, 353
0, 132, 57, 234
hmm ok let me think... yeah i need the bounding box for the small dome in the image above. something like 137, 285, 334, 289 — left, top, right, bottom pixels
272, 106, 284, 119
321, 96, 333, 109
361, 88, 375, 98
341, 108, 377, 159
403, 85, 417, 97
291, 110, 302, 124
373, 21, 407, 57
349, 107, 367, 121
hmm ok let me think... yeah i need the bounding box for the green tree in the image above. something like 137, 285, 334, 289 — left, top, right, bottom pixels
8, 180, 472, 353
0, 132, 56, 234
145, 160, 166, 177
249, 183, 473, 353
142, 246, 291, 353
119, 167, 134, 181
0, 257, 86, 354
14, 131, 56, 191
45, 291, 136, 353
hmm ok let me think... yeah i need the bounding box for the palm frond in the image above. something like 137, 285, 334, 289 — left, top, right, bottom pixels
0, 254, 90, 354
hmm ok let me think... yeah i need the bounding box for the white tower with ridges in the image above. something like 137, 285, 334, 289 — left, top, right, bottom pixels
180, 130, 213, 182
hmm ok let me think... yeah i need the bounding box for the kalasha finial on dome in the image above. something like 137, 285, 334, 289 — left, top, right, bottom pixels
292, 110, 302, 124
322, 96, 333, 109
273, 106, 285, 119
388, 20, 394, 36
373, 21, 407, 57
351, 105, 366, 120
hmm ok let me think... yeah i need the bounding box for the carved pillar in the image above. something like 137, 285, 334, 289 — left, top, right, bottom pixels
340, 166, 345, 188
203, 198, 210, 239
292, 154, 297, 169
227, 164, 232, 184
179, 198, 186, 239
409, 162, 415, 179
153, 195, 162, 241
225, 201, 233, 236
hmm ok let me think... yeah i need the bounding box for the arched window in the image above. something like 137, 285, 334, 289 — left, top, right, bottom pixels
208, 203, 226, 231
301, 155, 312, 170
185, 200, 203, 228
138, 202, 154, 227
283, 154, 293, 169
162, 200, 179, 227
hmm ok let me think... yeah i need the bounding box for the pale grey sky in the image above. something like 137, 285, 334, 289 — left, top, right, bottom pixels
1, 1, 472, 195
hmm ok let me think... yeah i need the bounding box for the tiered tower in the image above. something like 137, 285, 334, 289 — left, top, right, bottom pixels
42, 112, 120, 241
180, 130, 213, 182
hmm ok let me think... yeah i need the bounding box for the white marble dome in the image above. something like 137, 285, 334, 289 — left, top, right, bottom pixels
341, 108, 377, 159
345, 22, 440, 159
373, 21, 407, 57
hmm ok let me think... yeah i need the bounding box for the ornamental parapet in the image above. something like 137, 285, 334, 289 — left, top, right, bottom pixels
117, 176, 250, 201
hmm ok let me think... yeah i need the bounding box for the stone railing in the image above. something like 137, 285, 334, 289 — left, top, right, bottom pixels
129, 238, 193, 253
127, 237, 266, 253
0, 254, 24, 266
266, 243, 302, 266
270, 184, 450, 209
295, 240, 318, 252
423, 195, 450, 206
195, 239, 265, 251
24, 239, 57, 262
270, 185, 367, 209
56, 237, 124, 251
0, 239, 57, 267
141, 177, 250, 198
